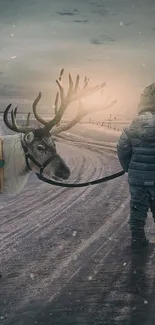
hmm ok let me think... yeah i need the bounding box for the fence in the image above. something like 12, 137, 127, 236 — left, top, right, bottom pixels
78, 118, 130, 132
0, 113, 131, 132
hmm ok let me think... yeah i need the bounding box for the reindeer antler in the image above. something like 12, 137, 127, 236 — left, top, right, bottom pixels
3, 69, 106, 135
50, 74, 117, 135
51, 97, 117, 135
32, 69, 105, 133
3, 104, 34, 133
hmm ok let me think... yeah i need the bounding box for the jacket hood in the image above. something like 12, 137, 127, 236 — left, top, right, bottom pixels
138, 83, 155, 114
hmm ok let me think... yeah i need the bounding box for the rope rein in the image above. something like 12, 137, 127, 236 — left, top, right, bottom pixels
35, 170, 125, 188
20, 136, 125, 188
0, 137, 125, 190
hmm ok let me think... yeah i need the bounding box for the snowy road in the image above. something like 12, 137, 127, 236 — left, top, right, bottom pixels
0, 129, 155, 325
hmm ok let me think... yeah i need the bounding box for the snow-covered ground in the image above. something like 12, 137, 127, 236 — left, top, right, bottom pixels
63, 122, 121, 143
0, 115, 155, 325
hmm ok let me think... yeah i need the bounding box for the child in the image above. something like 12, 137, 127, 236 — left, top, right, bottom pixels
117, 83, 155, 249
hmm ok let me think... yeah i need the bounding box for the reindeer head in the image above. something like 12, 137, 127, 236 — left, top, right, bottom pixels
3, 69, 116, 181
3, 108, 70, 180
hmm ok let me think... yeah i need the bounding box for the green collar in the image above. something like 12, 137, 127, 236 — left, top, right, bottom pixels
0, 160, 5, 168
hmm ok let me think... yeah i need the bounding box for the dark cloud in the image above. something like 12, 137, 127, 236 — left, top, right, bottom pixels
89, 1, 105, 8
89, 1, 117, 17
90, 39, 104, 45
90, 35, 115, 45
57, 9, 78, 16
73, 19, 89, 23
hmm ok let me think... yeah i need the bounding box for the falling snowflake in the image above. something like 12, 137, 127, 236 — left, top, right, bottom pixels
73, 254, 78, 260
123, 262, 127, 266
30, 273, 35, 280
11, 33, 14, 37
120, 21, 124, 26
144, 300, 148, 305
88, 276, 93, 280
72, 231, 77, 237
11, 56, 16, 59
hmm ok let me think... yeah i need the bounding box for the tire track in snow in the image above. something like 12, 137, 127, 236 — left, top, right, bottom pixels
0, 142, 86, 234
0, 143, 105, 253
0, 143, 80, 227
0, 132, 130, 325
0, 196, 129, 325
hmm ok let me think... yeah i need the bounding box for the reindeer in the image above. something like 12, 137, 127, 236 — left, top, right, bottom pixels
0, 69, 116, 196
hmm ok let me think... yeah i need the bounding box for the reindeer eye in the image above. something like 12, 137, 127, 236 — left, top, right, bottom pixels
37, 145, 45, 151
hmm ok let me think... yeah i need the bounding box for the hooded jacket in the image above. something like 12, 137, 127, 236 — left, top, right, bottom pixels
117, 83, 155, 186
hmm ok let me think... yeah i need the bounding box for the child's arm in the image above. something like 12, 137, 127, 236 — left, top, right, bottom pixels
117, 127, 132, 172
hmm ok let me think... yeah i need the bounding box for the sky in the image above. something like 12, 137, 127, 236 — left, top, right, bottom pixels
0, 0, 155, 121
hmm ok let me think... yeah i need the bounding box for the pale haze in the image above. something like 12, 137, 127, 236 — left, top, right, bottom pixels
0, 0, 155, 120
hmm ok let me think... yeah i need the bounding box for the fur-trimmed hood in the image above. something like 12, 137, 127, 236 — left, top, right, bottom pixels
138, 83, 155, 114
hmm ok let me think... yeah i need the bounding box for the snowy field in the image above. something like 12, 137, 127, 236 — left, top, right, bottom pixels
1, 0, 155, 324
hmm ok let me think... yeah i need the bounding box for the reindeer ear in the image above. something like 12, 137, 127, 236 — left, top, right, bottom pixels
24, 132, 35, 144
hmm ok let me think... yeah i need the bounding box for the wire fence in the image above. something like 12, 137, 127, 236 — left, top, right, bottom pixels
78, 118, 130, 132
0, 113, 131, 132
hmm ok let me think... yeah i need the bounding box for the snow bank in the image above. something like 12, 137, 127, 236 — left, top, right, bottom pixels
63, 123, 122, 143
